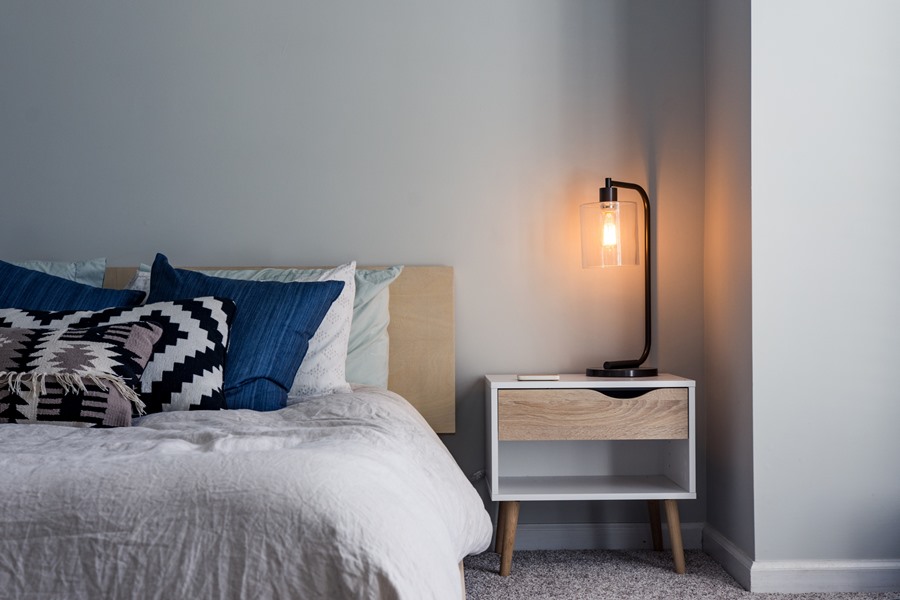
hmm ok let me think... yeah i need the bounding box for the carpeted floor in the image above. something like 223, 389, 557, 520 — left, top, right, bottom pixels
464, 550, 899, 600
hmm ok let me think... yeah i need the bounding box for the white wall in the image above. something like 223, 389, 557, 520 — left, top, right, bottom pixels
702, 1, 900, 591
752, 0, 900, 563
0, 2, 707, 527
704, 0, 754, 563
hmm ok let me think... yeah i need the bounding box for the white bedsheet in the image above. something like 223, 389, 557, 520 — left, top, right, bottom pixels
0, 388, 492, 599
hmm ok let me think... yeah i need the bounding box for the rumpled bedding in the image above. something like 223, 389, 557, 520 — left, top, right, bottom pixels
0, 387, 492, 599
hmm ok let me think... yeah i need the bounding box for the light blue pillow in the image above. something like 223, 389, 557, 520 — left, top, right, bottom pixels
11, 257, 107, 287
346, 266, 403, 388
145, 254, 345, 412
0, 260, 144, 311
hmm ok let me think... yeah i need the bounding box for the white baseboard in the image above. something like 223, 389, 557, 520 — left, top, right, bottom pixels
702, 525, 753, 590
751, 559, 900, 594
510, 521, 703, 551
703, 524, 900, 594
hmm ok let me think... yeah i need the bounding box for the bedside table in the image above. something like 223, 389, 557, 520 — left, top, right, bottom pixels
485, 374, 696, 576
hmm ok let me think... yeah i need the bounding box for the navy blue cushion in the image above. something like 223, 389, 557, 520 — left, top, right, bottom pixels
146, 254, 344, 411
0, 260, 144, 311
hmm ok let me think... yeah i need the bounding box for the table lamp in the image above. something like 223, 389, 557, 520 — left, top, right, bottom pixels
579, 177, 658, 377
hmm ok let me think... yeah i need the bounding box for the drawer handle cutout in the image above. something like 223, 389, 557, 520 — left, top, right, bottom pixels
593, 389, 655, 400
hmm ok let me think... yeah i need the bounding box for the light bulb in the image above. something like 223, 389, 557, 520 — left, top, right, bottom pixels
599, 203, 622, 266
602, 211, 618, 248
581, 198, 635, 268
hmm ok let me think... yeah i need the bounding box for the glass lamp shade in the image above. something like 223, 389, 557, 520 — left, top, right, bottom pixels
580, 199, 638, 268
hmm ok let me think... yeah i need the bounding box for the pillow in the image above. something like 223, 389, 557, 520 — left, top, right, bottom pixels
128, 262, 402, 389
0, 297, 236, 414
10, 257, 107, 287
197, 263, 356, 399
146, 254, 344, 411
346, 266, 403, 388
0, 321, 162, 427
126, 267, 151, 294
0, 260, 144, 311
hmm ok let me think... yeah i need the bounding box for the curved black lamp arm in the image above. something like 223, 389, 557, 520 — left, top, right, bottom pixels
602, 178, 652, 371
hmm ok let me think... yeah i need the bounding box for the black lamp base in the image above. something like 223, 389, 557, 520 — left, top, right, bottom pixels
585, 366, 659, 378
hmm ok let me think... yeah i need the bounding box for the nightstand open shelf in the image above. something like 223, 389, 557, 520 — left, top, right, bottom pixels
485, 374, 696, 577
495, 474, 691, 501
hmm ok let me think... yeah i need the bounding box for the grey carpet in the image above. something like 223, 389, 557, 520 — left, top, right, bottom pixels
464, 550, 898, 600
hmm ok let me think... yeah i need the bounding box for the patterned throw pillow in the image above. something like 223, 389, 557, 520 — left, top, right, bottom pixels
0, 297, 235, 414
0, 322, 162, 427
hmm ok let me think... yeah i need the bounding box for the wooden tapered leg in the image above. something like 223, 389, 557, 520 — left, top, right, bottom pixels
498, 500, 520, 577
647, 500, 663, 551
663, 499, 686, 574
495, 502, 507, 554
459, 561, 466, 600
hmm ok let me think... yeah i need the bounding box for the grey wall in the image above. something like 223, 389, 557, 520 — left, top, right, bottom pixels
7, 0, 898, 573
704, 0, 754, 558
751, 1, 900, 561
1, 2, 707, 527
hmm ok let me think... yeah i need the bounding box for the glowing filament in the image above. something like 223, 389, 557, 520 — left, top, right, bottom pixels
602, 211, 619, 248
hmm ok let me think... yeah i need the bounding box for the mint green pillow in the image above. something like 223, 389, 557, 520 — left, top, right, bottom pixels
11, 258, 107, 287
346, 266, 403, 388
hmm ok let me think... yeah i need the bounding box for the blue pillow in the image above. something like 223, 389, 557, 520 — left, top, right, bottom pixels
146, 254, 344, 411
0, 260, 144, 311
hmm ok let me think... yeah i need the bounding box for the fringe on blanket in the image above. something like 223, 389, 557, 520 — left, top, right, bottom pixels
0, 371, 147, 415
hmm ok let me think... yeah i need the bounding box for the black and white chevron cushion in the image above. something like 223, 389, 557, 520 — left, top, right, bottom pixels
0, 297, 235, 414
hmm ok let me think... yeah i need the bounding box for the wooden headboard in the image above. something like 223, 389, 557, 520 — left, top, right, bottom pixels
103, 266, 455, 434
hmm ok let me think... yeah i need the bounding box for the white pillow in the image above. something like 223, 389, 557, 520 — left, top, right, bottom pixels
126, 269, 151, 294
281, 263, 355, 398
128, 261, 357, 399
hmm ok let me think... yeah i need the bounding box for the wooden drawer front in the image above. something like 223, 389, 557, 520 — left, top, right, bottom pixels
498, 388, 688, 441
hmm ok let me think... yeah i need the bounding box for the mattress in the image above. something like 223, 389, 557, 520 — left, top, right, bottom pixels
0, 387, 492, 599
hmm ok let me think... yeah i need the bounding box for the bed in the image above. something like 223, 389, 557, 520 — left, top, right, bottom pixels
0, 256, 492, 599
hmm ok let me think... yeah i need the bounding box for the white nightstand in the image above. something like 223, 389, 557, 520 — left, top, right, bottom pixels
485, 374, 696, 576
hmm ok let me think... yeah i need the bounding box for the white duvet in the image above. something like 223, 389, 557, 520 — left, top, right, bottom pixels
0, 388, 492, 599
